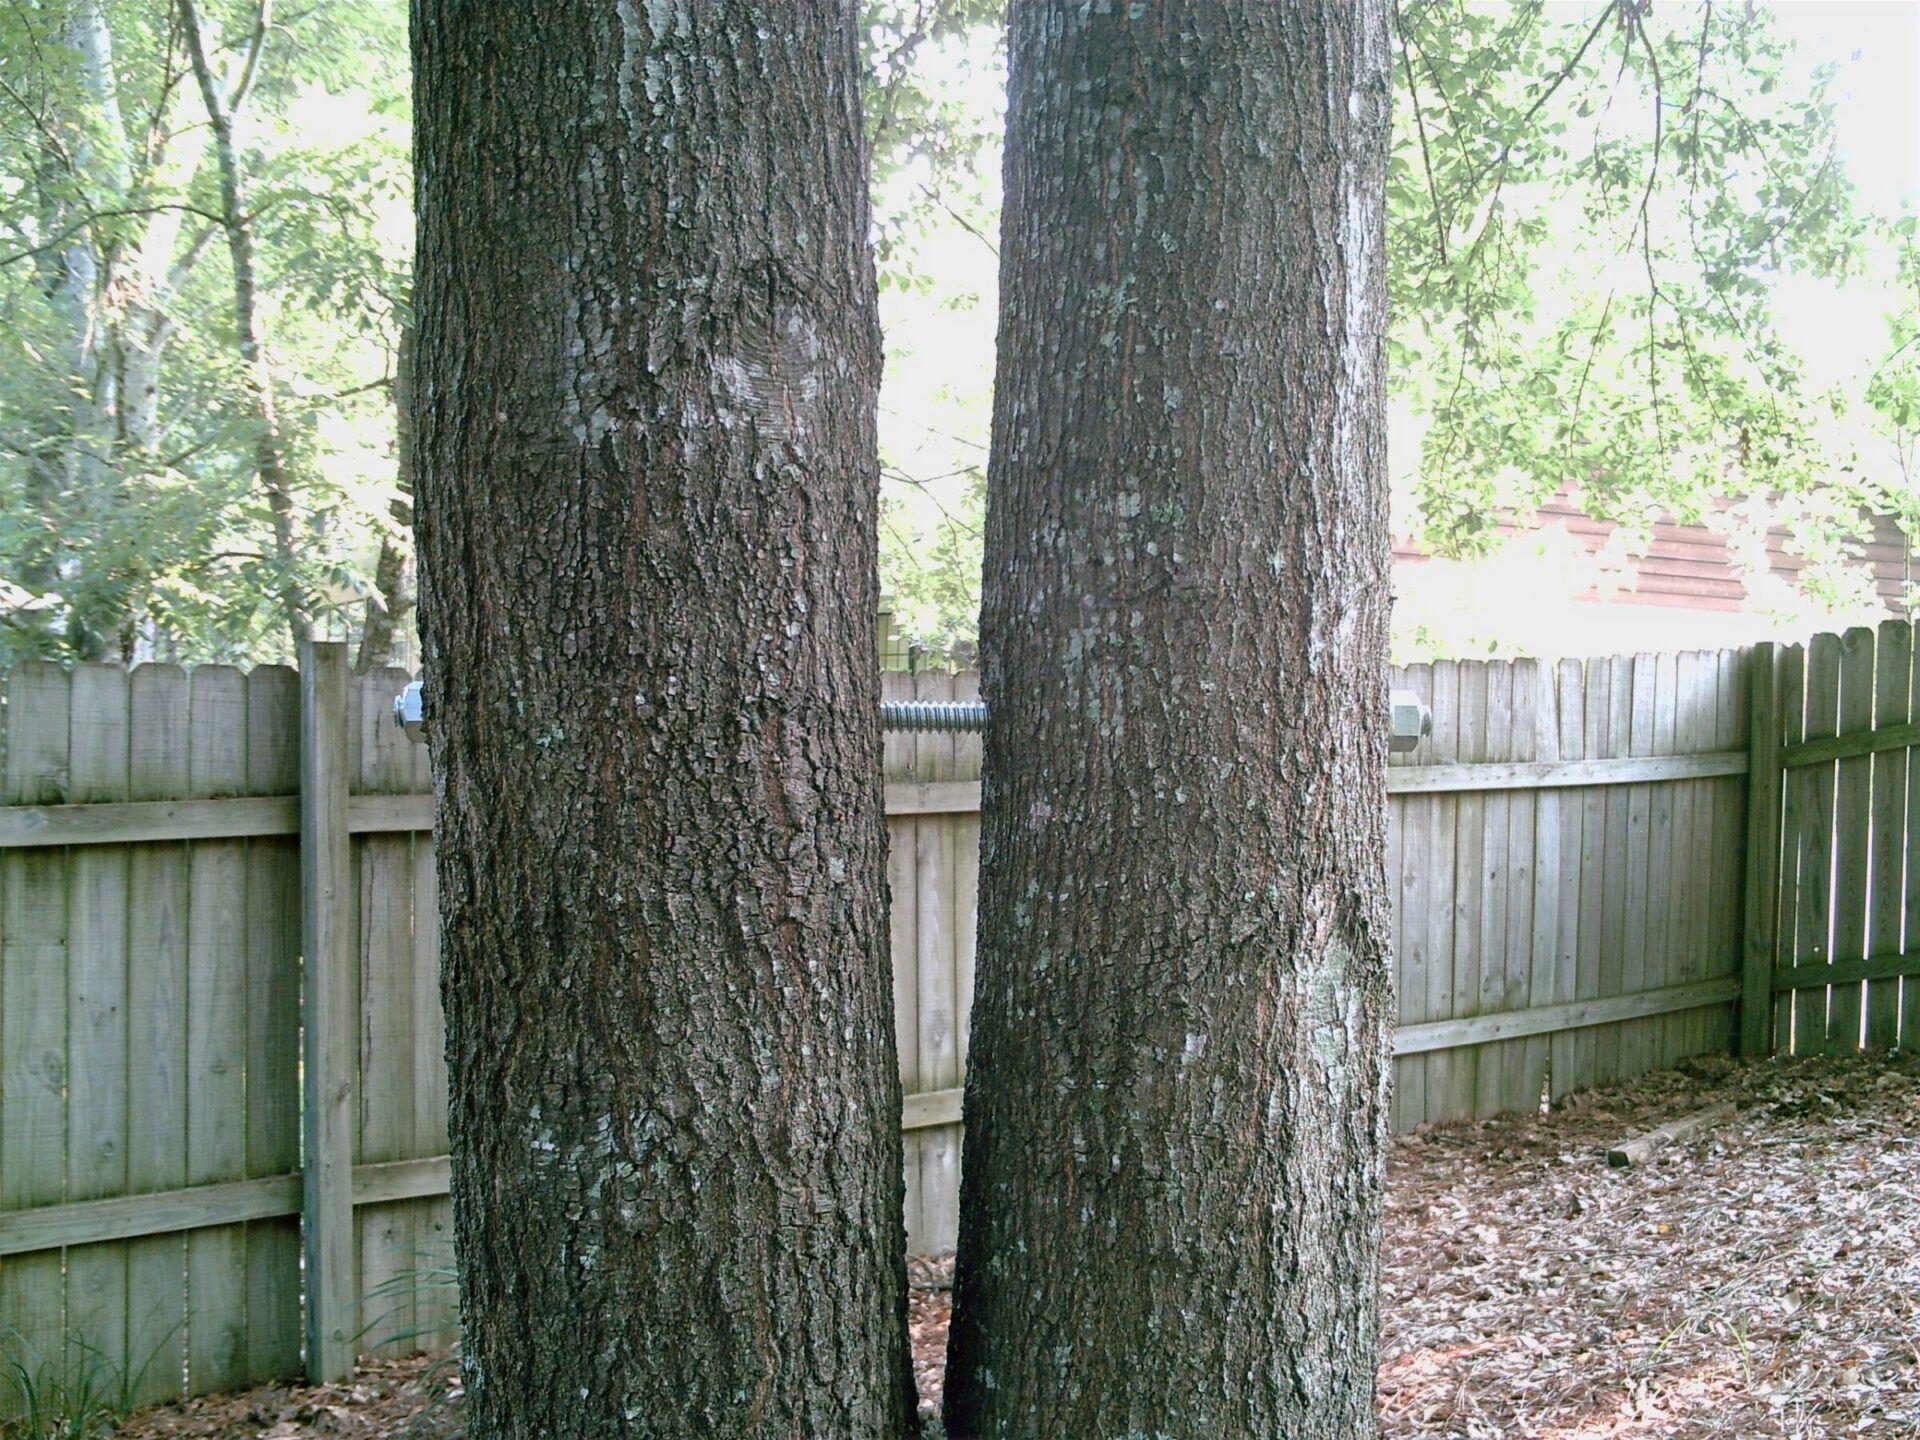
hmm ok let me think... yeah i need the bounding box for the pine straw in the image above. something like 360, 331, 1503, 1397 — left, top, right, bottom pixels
1374, 1050, 1920, 1438
112, 1053, 1920, 1439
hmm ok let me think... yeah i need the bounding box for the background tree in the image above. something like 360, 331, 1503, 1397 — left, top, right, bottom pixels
0, 0, 410, 664
943, 4, 1394, 1437
410, 2, 915, 1436
5, 3, 1900, 665
864, 0, 1911, 653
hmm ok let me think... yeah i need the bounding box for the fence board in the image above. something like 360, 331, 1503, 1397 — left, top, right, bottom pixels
63, 664, 131, 1386
354, 668, 429, 1357
1388, 664, 1428, 1129
1673, 656, 1709, 1067
1794, 635, 1842, 1051
1867, 623, 1910, 1051
125, 664, 191, 1406
1825, 629, 1876, 1055
1418, 662, 1462, 1123
1907, 640, 1920, 1051
1549, 659, 1585, 1099
1495, 663, 1542, 1116
1, 663, 72, 1394
914, 671, 961, 1253
1774, 646, 1807, 1050
1567, 658, 1607, 1093
1518, 661, 1559, 1114
300, 645, 356, 1383
1471, 662, 1511, 1118
243, 666, 303, 1381
1706, 648, 1744, 1056
881, 671, 923, 1247
186, 666, 250, 1394
1587, 657, 1626, 1084
1442, 661, 1486, 1120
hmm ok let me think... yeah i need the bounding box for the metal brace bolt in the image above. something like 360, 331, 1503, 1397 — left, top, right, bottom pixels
397, 681, 1432, 752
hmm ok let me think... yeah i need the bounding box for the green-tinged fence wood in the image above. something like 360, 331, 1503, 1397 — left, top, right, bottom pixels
1741, 644, 1781, 1056
1866, 623, 1910, 1051
1, 663, 74, 1397
63, 664, 131, 1388
1827, 630, 1875, 1055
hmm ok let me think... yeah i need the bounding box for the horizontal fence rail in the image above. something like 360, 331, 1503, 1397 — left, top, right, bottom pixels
0, 755, 1753, 850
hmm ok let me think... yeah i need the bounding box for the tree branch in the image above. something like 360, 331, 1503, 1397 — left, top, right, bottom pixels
227, 0, 273, 114
1395, 4, 1448, 270
0, 203, 226, 269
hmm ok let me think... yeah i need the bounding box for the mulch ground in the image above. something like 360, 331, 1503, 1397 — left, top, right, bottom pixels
111, 1052, 1920, 1438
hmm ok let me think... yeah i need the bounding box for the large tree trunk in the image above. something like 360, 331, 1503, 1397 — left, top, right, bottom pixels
944, 6, 1394, 1438
411, 4, 914, 1437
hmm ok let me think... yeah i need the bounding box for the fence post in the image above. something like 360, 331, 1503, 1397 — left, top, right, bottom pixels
300, 641, 356, 1380
1740, 642, 1782, 1056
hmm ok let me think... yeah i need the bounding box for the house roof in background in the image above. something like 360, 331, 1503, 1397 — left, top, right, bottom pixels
1394, 485, 1917, 617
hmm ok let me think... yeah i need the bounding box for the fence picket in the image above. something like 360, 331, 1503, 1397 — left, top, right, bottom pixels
1549, 658, 1586, 1100
354, 668, 424, 1357
186, 666, 251, 1394
1390, 664, 1430, 1128
1706, 648, 1744, 1055
125, 664, 191, 1405
881, 671, 923, 1247
1868, 623, 1910, 1051
1418, 662, 1462, 1124
63, 664, 131, 1387
1472, 662, 1513, 1118
1775, 646, 1807, 1051
1440, 661, 1485, 1120
1570, 657, 1611, 1093
1826, 629, 1876, 1055
1795, 634, 1843, 1052
1513, 661, 1557, 1114
1, 663, 73, 1395
243, 666, 303, 1379
913, 669, 961, 1253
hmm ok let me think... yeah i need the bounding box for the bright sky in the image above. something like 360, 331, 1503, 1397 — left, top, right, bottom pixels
1768, 0, 1920, 212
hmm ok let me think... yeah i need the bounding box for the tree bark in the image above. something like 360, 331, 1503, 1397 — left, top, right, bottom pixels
412, 4, 914, 1437
944, 6, 1394, 1438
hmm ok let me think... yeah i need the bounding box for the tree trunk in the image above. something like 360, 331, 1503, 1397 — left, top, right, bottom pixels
355, 324, 414, 674
944, 6, 1394, 1438
182, 0, 311, 654
412, 4, 914, 1437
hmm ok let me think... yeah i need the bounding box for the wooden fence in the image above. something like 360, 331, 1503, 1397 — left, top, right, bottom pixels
1745, 623, 1920, 1057
0, 630, 1911, 1408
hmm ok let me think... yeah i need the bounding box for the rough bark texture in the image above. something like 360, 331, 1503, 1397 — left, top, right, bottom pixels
411, 3, 915, 1436
943, 5, 1395, 1437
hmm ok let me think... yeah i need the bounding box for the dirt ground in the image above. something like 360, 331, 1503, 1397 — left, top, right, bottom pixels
111, 1052, 1920, 1439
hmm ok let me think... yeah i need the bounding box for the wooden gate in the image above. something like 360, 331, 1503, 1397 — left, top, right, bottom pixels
1744, 622, 1920, 1055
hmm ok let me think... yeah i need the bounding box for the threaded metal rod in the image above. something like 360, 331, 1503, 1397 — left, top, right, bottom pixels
398, 685, 1428, 748
879, 700, 989, 734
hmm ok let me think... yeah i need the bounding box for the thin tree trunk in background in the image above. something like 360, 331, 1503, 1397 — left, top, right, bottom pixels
945, 5, 1394, 1437
181, 0, 310, 654
412, 2, 914, 1436
355, 325, 414, 674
